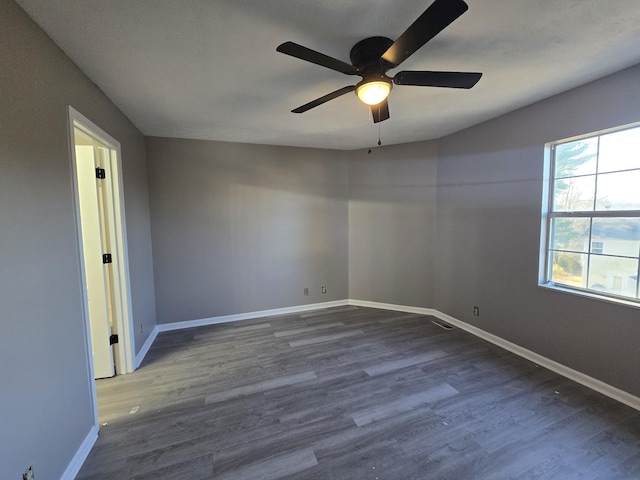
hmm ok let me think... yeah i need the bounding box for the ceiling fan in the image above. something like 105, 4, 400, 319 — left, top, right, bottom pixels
276, 0, 482, 123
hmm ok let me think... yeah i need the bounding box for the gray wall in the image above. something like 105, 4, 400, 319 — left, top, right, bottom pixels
5, 0, 639, 475
348, 141, 438, 307
435, 64, 640, 397
145, 137, 349, 324
0, 1, 156, 478
145, 63, 640, 400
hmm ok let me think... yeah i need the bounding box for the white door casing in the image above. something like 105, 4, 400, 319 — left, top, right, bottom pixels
68, 106, 136, 424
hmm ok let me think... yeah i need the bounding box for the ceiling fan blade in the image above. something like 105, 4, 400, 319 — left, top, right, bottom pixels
371, 99, 390, 123
381, 0, 469, 68
277, 42, 358, 75
292, 86, 356, 113
394, 71, 482, 88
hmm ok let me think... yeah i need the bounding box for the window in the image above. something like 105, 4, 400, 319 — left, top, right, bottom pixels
541, 124, 640, 304
591, 241, 604, 254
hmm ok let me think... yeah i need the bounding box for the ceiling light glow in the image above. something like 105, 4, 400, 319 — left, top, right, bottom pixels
356, 80, 391, 105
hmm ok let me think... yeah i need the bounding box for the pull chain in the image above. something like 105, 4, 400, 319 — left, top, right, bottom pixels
378, 108, 382, 146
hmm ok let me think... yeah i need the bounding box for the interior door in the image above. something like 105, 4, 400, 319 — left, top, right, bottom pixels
76, 144, 115, 379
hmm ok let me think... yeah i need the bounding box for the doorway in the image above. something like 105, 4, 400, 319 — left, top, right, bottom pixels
68, 107, 135, 399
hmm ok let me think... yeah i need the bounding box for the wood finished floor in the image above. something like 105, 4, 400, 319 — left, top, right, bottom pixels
77, 306, 640, 479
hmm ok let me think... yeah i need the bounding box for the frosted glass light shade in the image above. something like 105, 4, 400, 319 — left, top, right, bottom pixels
356, 81, 391, 105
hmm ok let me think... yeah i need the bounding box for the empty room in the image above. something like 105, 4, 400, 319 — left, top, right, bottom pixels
2, 0, 640, 478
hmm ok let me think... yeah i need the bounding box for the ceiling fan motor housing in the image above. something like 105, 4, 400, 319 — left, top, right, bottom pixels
349, 36, 394, 71
351, 36, 395, 101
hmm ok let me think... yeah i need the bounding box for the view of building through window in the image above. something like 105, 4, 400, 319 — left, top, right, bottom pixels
543, 125, 640, 303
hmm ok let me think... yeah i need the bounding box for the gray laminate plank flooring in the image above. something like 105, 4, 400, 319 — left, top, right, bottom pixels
205, 371, 318, 404
364, 350, 448, 377
77, 306, 640, 479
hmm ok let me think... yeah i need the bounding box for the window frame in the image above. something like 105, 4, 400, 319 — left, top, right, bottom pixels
539, 123, 640, 308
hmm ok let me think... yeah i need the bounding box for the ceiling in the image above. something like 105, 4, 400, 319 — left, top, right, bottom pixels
16, 0, 640, 150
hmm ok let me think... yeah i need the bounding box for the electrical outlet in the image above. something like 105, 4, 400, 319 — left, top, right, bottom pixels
473, 306, 480, 316
23, 466, 34, 480
304, 287, 309, 296
321, 286, 327, 294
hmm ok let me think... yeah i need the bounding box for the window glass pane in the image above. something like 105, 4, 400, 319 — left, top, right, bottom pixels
551, 251, 587, 288
588, 255, 638, 299
545, 124, 640, 305
551, 217, 590, 252
555, 139, 597, 178
595, 169, 640, 211
598, 127, 640, 173
591, 217, 640, 258
553, 175, 595, 211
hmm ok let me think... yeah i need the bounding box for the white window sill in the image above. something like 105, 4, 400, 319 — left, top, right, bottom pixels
538, 282, 640, 310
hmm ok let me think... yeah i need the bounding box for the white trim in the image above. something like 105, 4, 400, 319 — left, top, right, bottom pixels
347, 299, 640, 412
431, 309, 640, 411
538, 283, 640, 310
69, 106, 136, 375
347, 299, 436, 316
67, 108, 99, 426
135, 326, 159, 369
61, 425, 98, 480
157, 300, 350, 332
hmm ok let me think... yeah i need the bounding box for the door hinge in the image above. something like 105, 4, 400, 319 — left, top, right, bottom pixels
102, 253, 112, 264
109, 334, 119, 345
96, 167, 106, 179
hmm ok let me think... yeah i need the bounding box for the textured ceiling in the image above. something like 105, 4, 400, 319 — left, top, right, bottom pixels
15, 0, 640, 150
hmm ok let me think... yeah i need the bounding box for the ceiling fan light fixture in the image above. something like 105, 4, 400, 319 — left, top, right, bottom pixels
278, 0, 480, 123
356, 79, 392, 105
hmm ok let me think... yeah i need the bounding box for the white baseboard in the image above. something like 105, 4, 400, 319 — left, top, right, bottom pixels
61, 425, 98, 480
347, 299, 436, 316
348, 299, 640, 412
429, 309, 640, 412
136, 297, 640, 411
156, 300, 350, 333
135, 326, 159, 369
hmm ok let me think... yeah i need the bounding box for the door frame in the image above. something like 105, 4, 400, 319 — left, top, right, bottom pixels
67, 106, 136, 420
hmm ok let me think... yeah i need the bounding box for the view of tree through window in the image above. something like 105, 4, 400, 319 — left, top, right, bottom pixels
543, 125, 640, 303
